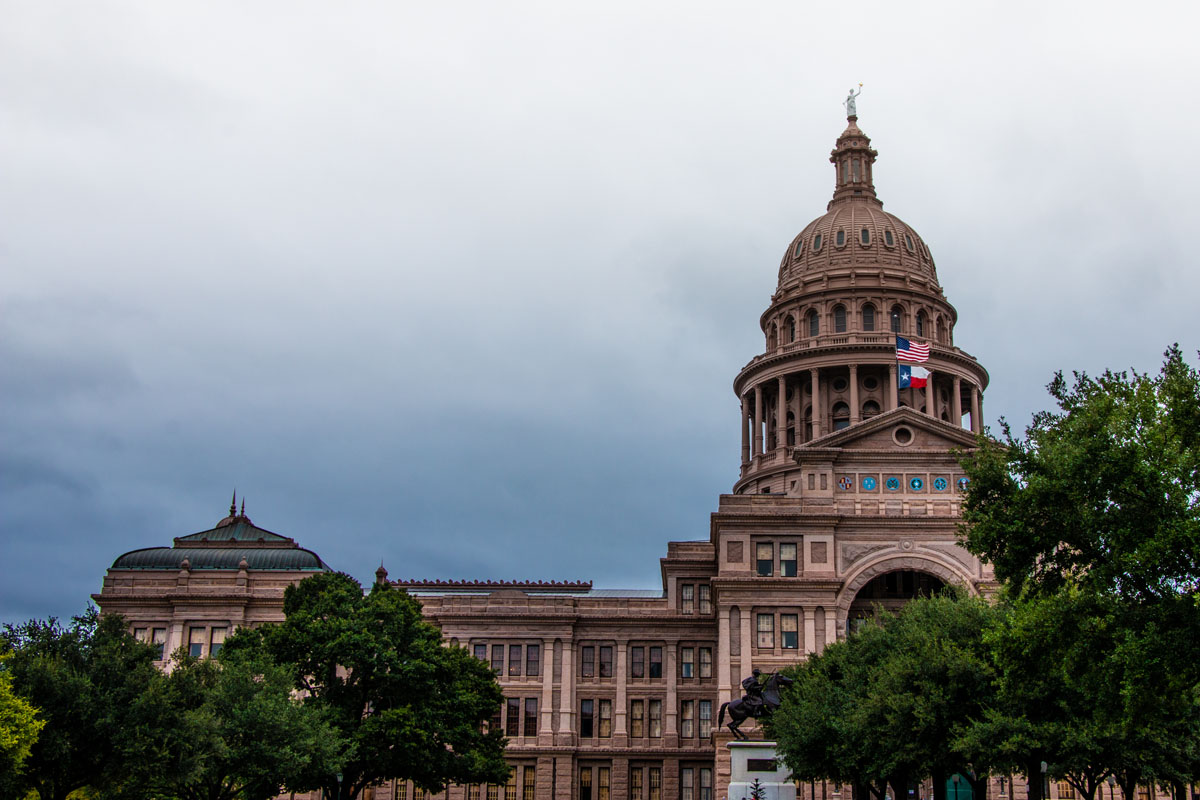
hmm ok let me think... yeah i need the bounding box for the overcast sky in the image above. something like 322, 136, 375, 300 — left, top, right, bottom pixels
3, 1, 1199, 624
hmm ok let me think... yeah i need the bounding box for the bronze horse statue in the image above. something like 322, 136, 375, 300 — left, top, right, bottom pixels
718, 671, 794, 740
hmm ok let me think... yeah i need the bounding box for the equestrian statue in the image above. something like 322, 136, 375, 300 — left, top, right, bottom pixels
718, 669, 795, 740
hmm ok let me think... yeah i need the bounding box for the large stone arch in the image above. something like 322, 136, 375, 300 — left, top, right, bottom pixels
834, 552, 978, 639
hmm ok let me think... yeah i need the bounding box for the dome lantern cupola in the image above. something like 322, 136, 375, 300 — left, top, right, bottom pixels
829, 115, 881, 208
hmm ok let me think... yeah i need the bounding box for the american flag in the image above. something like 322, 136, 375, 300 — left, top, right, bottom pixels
896, 336, 930, 363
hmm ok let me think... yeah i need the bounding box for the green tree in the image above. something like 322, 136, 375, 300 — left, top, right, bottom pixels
1, 608, 160, 800
133, 644, 347, 800
233, 572, 510, 800
0, 651, 44, 790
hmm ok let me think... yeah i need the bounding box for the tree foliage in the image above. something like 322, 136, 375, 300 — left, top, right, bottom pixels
0, 651, 44, 788
232, 571, 510, 800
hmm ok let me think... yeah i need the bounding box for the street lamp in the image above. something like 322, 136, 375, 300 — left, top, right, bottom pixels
953, 773, 961, 800
336, 772, 343, 800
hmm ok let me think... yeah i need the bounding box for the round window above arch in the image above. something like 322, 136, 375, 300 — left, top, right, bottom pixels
863, 375, 879, 391
831, 377, 849, 392
893, 426, 914, 446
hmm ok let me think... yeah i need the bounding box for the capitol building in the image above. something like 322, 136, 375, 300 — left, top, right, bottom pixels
97, 111, 1002, 800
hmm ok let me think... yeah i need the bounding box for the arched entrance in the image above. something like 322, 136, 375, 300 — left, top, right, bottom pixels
847, 569, 946, 633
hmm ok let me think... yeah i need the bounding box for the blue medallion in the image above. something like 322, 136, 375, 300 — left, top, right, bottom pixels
933, 477, 948, 491
862, 476, 877, 491
957, 476, 970, 491
885, 477, 900, 491
909, 476, 924, 491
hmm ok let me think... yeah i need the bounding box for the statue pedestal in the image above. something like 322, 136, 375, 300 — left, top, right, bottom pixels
727, 740, 796, 800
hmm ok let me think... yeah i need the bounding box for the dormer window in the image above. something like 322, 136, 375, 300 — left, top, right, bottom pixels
861, 228, 870, 245
835, 230, 845, 247
813, 233, 822, 252
795, 239, 804, 257
885, 230, 895, 246
904, 234, 915, 252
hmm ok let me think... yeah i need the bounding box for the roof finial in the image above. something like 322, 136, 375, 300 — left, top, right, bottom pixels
844, 83, 863, 119
240, 498, 246, 517
229, 490, 237, 517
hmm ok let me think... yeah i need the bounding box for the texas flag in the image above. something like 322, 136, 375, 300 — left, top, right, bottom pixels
896, 335, 931, 363
899, 364, 930, 389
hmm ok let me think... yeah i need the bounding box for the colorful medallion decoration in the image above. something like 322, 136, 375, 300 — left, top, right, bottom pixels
957, 476, 970, 491
838, 476, 854, 491
862, 476, 877, 491
885, 477, 900, 491
909, 476, 924, 491
933, 477, 948, 491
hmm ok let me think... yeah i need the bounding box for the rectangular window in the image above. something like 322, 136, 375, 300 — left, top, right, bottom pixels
780, 543, 798, 577
630, 699, 644, 737
491, 645, 504, 674
490, 704, 501, 733
631, 646, 645, 678
398, 783, 409, 800
580, 699, 594, 738
598, 767, 610, 800
598, 699, 612, 738
524, 698, 538, 737
782, 614, 799, 650
631, 768, 644, 800
151, 627, 167, 660
599, 646, 613, 678
526, 644, 540, 677
487, 786, 498, 800
467, 786, 478, 800
698, 584, 712, 614
188, 627, 205, 658
756, 543, 773, 577
474, 643, 488, 662
414, 788, 426, 800
649, 647, 662, 679
700, 768, 712, 800
580, 767, 592, 800
681, 583, 694, 614
757, 613, 774, 649
506, 698, 520, 737
505, 770, 517, 800
209, 627, 226, 657
699, 700, 713, 738
581, 646, 595, 678
509, 645, 522, 677
649, 699, 662, 738
649, 767, 662, 800
699, 647, 712, 679
681, 647, 694, 679
681, 699, 695, 738
682, 768, 694, 800
523, 766, 536, 800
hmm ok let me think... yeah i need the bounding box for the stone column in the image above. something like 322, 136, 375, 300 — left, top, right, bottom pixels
739, 609, 753, 681
953, 376, 963, 428
825, 608, 838, 647
753, 384, 764, 457
810, 368, 822, 438
777, 375, 788, 451
615, 641, 628, 737
889, 363, 899, 410
741, 395, 750, 465
803, 608, 817, 655
717, 606, 732, 706
971, 385, 981, 434
849, 364, 860, 425
558, 641, 574, 737
925, 370, 935, 418
540, 639, 555, 736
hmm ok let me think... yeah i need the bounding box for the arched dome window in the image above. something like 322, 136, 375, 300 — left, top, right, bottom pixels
794, 239, 804, 258
785, 315, 796, 343
935, 316, 945, 344
836, 230, 846, 247
807, 310, 819, 338
904, 234, 915, 252
862, 304, 876, 332
813, 233, 822, 252
862, 400, 881, 418
860, 228, 870, 245
890, 305, 904, 334
786, 411, 796, 446
884, 230, 895, 247
803, 406, 813, 442
832, 402, 850, 431
916, 311, 927, 338
833, 305, 847, 333
768, 322, 778, 351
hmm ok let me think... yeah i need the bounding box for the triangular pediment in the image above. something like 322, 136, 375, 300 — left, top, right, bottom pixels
795, 406, 979, 454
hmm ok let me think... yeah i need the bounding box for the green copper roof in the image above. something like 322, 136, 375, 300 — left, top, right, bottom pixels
176, 520, 291, 543
112, 546, 328, 571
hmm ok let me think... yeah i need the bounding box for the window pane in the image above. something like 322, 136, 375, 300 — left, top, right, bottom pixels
151, 628, 167, 660
681, 700, 694, 738
681, 647, 694, 679
835, 306, 846, 333
681, 583, 694, 614
599, 699, 612, 738
599, 646, 613, 678
630, 699, 644, 737
526, 644, 540, 677
649, 768, 662, 800
649, 647, 662, 679
649, 699, 662, 737
509, 645, 522, 677
582, 646, 595, 678
474, 644, 488, 662
506, 698, 520, 736
780, 543, 797, 577
524, 698, 538, 737
580, 767, 592, 800
782, 614, 799, 649
580, 700, 594, 737
699, 700, 712, 738
188, 627, 205, 658
598, 767, 610, 800
631, 769, 643, 800
757, 614, 774, 649
699, 648, 712, 679
209, 627, 226, 657
756, 543, 773, 577
631, 646, 645, 678
682, 768, 694, 800
523, 767, 536, 800
491, 645, 504, 673
863, 305, 875, 331
698, 585, 712, 615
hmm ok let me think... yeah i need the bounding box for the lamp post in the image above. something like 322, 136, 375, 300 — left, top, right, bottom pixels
1040, 762, 1049, 800
1000, 776, 1007, 800
1107, 775, 1116, 800
953, 773, 961, 800
336, 772, 343, 800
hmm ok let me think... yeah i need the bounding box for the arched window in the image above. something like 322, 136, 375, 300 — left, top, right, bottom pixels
862, 304, 876, 332
884, 230, 895, 247
803, 406, 813, 442
786, 411, 796, 446
768, 323, 778, 351
813, 234, 822, 252
794, 239, 804, 258
862, 400, 881, 418
935, 317, 944, 343
860, 228, 870, 245
836, 230, 846, 247
807, 310, 819, 338
833, 305, 847, 333
785, 316, 796, 343
890, 305, 904, 334
832, 402, 850, 431
916, 311, 927, 338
